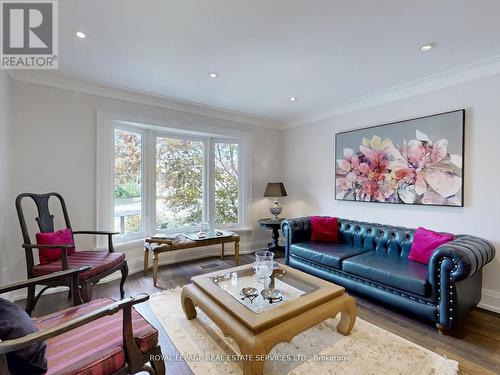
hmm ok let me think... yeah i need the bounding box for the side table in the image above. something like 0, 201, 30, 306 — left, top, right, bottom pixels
258, 218, 285, 252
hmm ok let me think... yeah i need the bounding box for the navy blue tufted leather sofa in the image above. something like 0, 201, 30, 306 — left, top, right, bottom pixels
281, 217, 495, 332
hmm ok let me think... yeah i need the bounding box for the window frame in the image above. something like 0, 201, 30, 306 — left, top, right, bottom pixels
112, 124, 149, 242
211, 138, 243, 228
97, 111, 250, 245
151, 130, 207, 235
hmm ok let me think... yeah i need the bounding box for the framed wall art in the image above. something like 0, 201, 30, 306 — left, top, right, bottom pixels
335, 110, 464, 207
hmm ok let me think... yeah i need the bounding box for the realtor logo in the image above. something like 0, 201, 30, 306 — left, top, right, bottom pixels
1, 0, 58, 69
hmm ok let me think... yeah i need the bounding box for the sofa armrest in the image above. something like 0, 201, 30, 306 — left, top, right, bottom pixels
428, 235, 494, 330
281, 217, 312, 264
428, 234, 495, 284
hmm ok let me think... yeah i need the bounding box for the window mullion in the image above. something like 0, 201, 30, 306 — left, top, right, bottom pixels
207, 138, 215, 228
147, 131, 155, 236
238, 140, 244, 226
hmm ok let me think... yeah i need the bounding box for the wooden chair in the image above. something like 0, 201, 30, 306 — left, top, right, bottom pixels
0, 266, 165, 375
16, 192, 128, 314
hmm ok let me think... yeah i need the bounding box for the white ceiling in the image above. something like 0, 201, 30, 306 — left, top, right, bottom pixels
47, 1, 500, 124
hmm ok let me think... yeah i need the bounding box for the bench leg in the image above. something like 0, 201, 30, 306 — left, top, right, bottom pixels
235, 240, 240, 266
144, 248, 150, 275
153, 253, 159, 287
221, 242, 224, 260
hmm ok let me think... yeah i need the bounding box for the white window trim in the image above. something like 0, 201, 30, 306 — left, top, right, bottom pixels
96, 110, 252, 246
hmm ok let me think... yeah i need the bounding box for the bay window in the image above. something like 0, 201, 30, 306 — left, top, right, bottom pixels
97, 113, 248, 244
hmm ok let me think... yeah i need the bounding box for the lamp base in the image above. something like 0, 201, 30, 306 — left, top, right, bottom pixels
269, 199, 282, 220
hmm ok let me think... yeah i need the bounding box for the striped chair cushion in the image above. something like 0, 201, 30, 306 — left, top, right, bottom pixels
34, 298, 158, 375
32, 251, 126, 280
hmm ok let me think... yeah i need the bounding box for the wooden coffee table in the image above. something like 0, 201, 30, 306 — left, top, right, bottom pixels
181, 264, 356, 375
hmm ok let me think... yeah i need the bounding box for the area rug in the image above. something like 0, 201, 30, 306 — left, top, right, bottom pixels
150, 287, 459, 375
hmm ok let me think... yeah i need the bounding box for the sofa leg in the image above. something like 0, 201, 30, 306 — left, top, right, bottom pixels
436, 323, 450, 335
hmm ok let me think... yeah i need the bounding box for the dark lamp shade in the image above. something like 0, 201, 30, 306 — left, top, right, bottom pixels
264, 183, 287, 197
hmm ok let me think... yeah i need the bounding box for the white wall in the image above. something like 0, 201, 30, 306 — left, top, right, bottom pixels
5, 79, 281, 294
0, 71, 12, 286
281, 73, 500, 312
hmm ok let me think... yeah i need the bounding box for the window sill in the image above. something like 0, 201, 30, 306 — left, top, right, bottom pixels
111, 227, 254, 251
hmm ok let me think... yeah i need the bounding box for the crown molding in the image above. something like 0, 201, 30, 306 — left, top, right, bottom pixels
284, 54, 500, 128
8, 70, 284, 130
8, 54, 500, 131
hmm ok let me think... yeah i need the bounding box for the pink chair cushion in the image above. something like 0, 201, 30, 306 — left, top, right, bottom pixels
32, 251, 125, 280
34, 298, 158, 375
35, 229, 76, 264
311, 216, 339, 243
408, 227, 454, 265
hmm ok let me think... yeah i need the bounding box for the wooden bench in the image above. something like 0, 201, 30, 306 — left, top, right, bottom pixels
144, 234, 240, 286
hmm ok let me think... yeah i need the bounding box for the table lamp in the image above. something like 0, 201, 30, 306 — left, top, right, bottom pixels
264, 182, 287, 220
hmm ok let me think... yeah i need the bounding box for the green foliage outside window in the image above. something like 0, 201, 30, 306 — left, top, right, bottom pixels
114, 129, 240, 234
215, 143, 239, 224
156, 137, 204, 229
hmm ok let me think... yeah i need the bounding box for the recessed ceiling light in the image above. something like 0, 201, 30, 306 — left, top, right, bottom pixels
75, 31, 87, 39
289, 97, 297, 102
420, 42, 436, 51
208, 72, 218, 78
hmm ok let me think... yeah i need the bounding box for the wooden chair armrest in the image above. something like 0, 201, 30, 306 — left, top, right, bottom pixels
73, 231, 119, 236
0, 294, 149, 354
23, 243, 72, 269
22, 243, 74, 249
0, 266, 91, 295
72, 231, 118, 252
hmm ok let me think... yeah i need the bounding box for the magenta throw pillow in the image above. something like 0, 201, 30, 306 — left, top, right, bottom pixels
35, 228, 75, 265
408, 227, 454, 265
311, 216, 339, 243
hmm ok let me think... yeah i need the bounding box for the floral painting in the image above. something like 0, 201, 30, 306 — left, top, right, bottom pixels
335, 110, 464, 206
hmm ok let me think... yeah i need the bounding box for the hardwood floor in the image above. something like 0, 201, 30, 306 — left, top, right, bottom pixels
21, 253, 500, 374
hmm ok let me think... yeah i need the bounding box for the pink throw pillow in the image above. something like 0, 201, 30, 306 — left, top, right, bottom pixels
408, 227, 454, 265
35, 228, 75, 264
311, 216, 339, 243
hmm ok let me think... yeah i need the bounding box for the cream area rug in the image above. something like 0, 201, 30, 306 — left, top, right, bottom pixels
150, 288, 458, 375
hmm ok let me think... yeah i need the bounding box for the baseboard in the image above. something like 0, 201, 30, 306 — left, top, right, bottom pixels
478, 288, 500, 313
12, 239, 269, 302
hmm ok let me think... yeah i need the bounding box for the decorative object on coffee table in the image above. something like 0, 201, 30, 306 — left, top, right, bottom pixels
259, 218, 285, 251
264, 182, 287, 219
144, 231, 240, 287
335, 109, 464, 206
254, 250, 274, 285
180, 263, 356, 375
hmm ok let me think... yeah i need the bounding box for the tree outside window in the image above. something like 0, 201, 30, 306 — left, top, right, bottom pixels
112, 126, 242, 241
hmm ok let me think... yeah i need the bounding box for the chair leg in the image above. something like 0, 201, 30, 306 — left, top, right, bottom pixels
26, 285, 36, 316
150, 347, 166, 375
81, 282, 92, 302
120, 262, 129, 299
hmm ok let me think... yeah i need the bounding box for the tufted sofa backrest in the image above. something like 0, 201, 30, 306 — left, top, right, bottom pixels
338, 218, 415, 258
